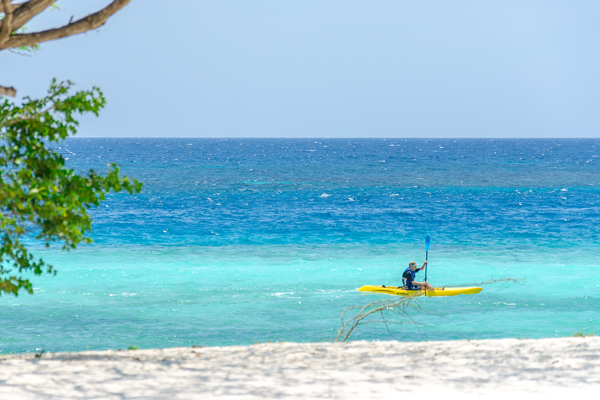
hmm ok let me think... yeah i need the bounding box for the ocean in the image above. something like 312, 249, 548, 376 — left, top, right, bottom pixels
1, 138, 599, 353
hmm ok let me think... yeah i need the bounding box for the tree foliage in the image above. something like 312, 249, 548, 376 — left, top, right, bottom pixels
0, 80, 142, 296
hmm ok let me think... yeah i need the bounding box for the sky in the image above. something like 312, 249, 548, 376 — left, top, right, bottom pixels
1, 0, 600, 138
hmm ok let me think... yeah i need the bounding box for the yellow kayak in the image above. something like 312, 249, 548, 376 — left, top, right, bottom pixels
358, 285, 482, 297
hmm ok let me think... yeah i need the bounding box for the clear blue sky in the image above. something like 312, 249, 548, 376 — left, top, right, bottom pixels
2, 0, 599, 138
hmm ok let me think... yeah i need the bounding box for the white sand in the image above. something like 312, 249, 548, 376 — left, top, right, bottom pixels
1, 337, 600, 399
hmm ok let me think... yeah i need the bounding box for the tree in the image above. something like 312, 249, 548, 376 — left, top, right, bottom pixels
1, 1, 139, 296
0, 80, 142, 296
0, 0, 131, 96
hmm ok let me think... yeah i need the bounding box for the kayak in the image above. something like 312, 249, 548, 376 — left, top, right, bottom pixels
358, 285, 482, 297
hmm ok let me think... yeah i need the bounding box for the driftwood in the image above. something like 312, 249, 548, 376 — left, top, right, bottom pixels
442, 277, 525, 288
336, 277, 523, 342
335, 294, 430, 343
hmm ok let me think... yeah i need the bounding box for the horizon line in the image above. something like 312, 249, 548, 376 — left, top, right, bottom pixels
67, 137, 599, 140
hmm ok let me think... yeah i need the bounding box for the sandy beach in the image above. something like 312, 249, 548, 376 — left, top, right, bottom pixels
1, 337, 599, 399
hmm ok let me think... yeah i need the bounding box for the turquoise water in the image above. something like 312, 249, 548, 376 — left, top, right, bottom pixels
1, 139, 599, 353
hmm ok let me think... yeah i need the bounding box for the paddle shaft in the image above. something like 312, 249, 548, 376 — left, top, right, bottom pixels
424, 235, 430, 283
425, 250, 428, 282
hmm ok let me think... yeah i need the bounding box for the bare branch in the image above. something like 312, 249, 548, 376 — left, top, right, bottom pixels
0, 0, 131, 51
0, 1, 23, 14
335, 296, 422, 343
5, 1, 56, 32
443, 277, 525, 288
0, 0, 14, 47
0, 85, 17, 97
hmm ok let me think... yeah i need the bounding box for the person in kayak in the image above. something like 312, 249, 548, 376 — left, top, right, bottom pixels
402, 261, 434, 290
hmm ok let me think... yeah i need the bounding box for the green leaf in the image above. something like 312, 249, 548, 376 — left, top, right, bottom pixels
0, 80, 143, 296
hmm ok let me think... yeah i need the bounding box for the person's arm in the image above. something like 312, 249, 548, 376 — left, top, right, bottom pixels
413, 280, 433, 289
419, 260, 428, 271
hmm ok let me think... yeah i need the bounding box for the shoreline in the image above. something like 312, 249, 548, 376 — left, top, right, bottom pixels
2, 337, 600, 399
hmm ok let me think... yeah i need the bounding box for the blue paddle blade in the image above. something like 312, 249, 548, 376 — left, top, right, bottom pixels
425, 235, 431, 251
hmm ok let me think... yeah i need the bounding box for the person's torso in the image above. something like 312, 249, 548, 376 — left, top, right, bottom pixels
402, 267, 416, 286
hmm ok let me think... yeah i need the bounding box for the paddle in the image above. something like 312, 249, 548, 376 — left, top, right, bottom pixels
424, 235, 431, 282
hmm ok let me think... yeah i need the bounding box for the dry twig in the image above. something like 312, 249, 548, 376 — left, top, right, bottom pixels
335, 294, 431, 343
443, 277, 525, 288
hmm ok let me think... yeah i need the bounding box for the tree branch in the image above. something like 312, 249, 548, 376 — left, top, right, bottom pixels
0, 85, 17, 97
1, 103, 54, 123
0, 1, 20, 14
0, 0, 14, 47
0, 0, 131, 50
3, 1, 56, 32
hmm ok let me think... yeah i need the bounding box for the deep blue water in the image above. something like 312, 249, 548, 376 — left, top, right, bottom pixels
1, 139, 599, 354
